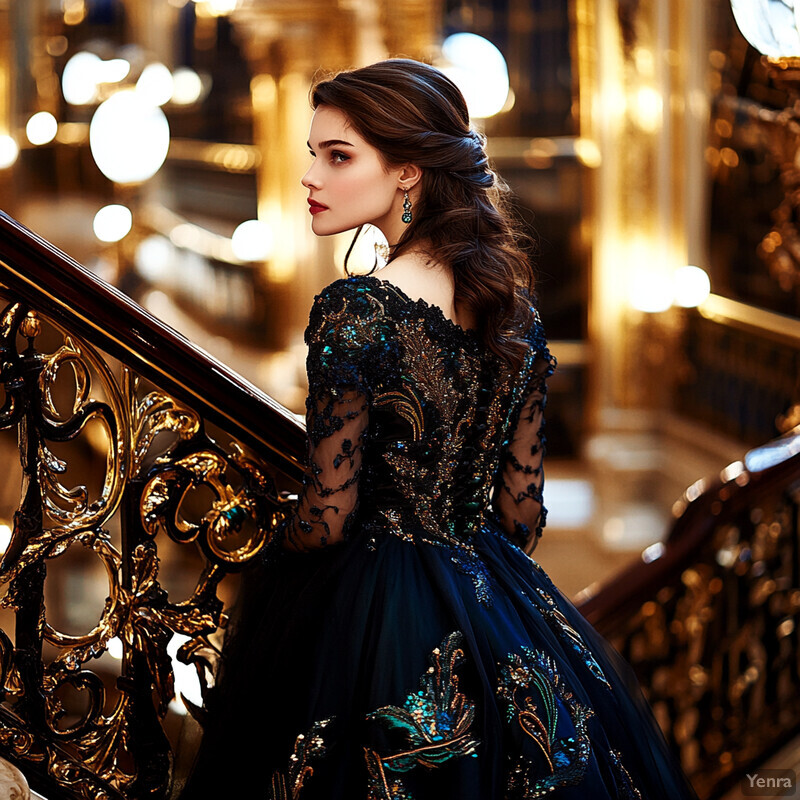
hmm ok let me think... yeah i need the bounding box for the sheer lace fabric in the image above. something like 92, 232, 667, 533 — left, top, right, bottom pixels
490, 357, 551, 553
283, 388, 368, 551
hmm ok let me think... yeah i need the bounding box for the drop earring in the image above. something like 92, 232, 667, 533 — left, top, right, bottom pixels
402, 190, 412, 224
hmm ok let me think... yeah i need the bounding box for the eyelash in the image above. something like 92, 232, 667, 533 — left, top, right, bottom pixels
308, 150, 350, 164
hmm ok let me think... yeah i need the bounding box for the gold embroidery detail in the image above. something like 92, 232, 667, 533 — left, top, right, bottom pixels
365, 632, 480, 800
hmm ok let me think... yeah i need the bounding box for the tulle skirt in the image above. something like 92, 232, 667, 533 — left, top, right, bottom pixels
180, 519, 697, 799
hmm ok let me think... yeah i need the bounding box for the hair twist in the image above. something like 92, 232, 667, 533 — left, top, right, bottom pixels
311, 59, 536, 371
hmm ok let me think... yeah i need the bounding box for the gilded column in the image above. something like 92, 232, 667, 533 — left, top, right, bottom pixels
0, 0, 12, 211
232, 0, 440, 349
575, 0, 712, 545
576, 0, 706, 421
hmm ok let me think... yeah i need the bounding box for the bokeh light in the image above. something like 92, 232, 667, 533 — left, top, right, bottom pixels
0, 136, 19, 169
629, 271, 672, 313
135, 235, 175, 282
100, 58, 131, 84
90, 90, 170, 184
441, 33, 510, 119
674, 265, 711, 308
62, 51, 102, 105
107, 637, 124, 659
171, 67, 203, 105
231, 220, 274, 262
26, 112, 58, 146
137, 62, 174, 107
93, 204, 133, 242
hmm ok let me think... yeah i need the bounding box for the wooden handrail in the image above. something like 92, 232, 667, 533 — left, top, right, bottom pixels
578, 431, 800, 798
0, 210, 306, 482
579, 437, 800, 629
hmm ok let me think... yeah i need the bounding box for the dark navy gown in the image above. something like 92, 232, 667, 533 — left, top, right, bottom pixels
181, 274, 697, 799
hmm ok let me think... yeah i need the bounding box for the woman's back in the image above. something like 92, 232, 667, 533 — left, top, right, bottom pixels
289, 273, 554, 565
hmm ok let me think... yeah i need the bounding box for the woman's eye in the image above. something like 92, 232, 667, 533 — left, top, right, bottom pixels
331, 151, 350, 164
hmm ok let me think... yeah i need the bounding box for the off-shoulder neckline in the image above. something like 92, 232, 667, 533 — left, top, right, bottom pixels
352, 273, 481, 342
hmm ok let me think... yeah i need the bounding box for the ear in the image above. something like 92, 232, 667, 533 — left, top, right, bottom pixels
398, 163, 423, 192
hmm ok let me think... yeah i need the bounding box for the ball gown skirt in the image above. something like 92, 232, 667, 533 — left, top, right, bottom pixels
182, 517, 696, 800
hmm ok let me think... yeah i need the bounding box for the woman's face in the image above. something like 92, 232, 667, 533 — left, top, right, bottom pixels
302, 105, 405, 239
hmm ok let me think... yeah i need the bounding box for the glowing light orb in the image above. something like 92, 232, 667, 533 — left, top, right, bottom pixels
93, 204, 133, 243
135, 235, 174, 281
137, 62, 174, 107
629, 271, 672, 313
0, 136, 19, 169
231, 220, 274, 261
26, 112, 58, 146
90, 90, 170, 184
100, 58, 131, 83
673, 265, 711, 308
171, 67, 203, 105
62, 51, 102, 105
441, 33, 510, 119
107, 637, 124, 660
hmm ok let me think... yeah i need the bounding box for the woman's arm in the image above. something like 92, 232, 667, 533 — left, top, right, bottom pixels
281, 387, 369, 551
272, 279, 382, 554
490, 337, 556, 554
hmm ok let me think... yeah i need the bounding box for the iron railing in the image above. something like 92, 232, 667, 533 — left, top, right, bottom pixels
0, 210, 305, 799
580, 432, 800, 798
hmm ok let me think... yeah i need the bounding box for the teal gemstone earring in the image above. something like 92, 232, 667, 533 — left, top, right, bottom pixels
402, 190, 412, 224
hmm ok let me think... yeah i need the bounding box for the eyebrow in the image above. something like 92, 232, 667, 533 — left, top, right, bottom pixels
307, 139, 355, 149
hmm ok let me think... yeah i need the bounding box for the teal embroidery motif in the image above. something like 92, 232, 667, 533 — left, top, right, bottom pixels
364, 631, 480, 799
497, 648, 593, 798
534, 588, 611, 690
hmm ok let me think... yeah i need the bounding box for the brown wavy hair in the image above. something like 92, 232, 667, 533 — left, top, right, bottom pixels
311, 58, 537, 371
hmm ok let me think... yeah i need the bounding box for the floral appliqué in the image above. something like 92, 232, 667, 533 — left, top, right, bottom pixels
364, 631, 480, 799
497, 648, 593, 798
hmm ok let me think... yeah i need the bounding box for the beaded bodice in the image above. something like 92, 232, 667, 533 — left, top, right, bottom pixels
280, 274, 555, 559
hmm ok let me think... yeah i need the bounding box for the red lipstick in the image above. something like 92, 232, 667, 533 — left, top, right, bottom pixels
308, 199, 328, 214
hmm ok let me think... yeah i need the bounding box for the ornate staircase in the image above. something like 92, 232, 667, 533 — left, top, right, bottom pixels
0, 211, 798, 798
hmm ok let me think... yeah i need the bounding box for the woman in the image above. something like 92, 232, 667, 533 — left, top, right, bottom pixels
181, 59, 697, 799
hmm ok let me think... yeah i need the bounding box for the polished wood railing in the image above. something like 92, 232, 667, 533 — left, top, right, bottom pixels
579, 431, 800, 799
0, 210, 305, 799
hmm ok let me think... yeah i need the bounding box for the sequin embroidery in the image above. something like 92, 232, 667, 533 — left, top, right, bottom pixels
364, 631, 480, 799
534, 588, 611, 690
267, 718, 333, 800
497, 648, 593, 797
273, 274, 556, 601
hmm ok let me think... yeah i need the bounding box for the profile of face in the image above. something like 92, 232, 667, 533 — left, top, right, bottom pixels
301, 104, 417, 240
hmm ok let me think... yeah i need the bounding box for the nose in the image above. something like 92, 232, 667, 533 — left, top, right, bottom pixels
301, 161, 320, 189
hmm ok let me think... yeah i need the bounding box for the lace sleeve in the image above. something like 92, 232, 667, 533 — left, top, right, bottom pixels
277, 280, 383, 553
491, 329, 556, 555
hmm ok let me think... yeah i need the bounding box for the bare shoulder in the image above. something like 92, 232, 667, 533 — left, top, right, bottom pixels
377, 254, 454, 307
